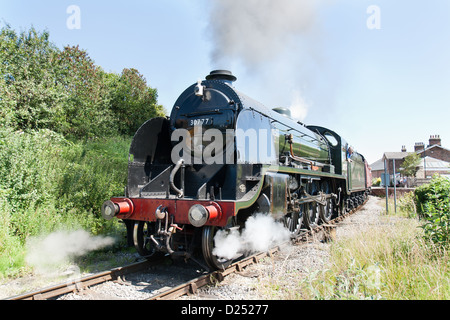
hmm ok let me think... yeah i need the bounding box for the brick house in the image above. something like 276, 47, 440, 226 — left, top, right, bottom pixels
371, 135, 450, 186
414, 135, 450, 163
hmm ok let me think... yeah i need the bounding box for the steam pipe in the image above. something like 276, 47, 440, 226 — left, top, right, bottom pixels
286, 134, 324, 169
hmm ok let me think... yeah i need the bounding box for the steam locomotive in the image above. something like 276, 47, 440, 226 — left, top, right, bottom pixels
101, 70, 372, 270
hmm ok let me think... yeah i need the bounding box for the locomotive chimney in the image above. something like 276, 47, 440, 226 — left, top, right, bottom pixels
206, 70, 237, 86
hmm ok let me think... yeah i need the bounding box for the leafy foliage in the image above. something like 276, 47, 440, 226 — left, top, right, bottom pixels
0, 26, 67, 131
0, 127, 131, 276
55, 45, 115, 137
0, 24, 164, 138
415, 175, 450, 247
109, 68, 165, 135
399, 153, 421, 178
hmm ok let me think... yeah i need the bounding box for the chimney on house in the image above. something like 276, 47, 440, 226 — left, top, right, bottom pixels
414, 142, 425, 153
401, 145, 407, 152
429, 135, 441, 147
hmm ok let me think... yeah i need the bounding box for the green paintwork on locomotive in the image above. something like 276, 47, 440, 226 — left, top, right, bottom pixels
274, 126, 329, 163
234, 108, 330, 167
348, 152, 366, 191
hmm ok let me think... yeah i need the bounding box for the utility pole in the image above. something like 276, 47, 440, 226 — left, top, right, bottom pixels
393, 158, 397, 213
384, 157, 388, 214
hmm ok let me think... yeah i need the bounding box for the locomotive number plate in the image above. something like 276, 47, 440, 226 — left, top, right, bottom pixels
189, 118, 213, 126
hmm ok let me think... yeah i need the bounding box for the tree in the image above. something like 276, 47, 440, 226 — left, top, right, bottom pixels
400, 153, 421, 178
0, 25, 67, 131
109, 68, 165, 136
1, 24, 165, 138
55, 45, 116, 138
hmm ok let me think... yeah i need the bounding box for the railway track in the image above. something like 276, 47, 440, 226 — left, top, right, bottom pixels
5, 200, 366, 301
4, 259, 159, 300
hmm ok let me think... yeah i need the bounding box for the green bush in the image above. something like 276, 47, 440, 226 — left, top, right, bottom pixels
55, 136, 130, 234
415, 175, 450, 247
0, 128, 131, 276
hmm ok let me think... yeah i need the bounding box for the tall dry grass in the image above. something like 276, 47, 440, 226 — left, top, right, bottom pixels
320, 217, 450, 300
258, 197, 450, 300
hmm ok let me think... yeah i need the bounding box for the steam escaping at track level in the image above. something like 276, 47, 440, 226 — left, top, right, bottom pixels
26, 230, 115, 274
212, 214, 291, 260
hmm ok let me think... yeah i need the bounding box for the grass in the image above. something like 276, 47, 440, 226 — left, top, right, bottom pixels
256, 196, 450, 300
316, 217, 450, 300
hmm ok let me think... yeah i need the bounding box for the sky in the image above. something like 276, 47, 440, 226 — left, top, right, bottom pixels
1, 0, 449, 165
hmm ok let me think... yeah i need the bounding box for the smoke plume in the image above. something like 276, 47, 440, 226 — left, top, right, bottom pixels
208, 0, 317, 68
26, 230, 115, 274
207, 0, 323, 121
212, 214, 291, 260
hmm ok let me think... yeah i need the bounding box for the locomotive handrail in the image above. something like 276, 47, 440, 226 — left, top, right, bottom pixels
181, 109, 224, 117
170, 159, 185, 198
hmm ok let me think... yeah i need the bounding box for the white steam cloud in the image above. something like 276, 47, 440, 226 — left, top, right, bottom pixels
289, 89, 310, 122
207, 0, 324, 121
213, 214, 291, 260
26, 230, 115, 274
208, 0, 317, 69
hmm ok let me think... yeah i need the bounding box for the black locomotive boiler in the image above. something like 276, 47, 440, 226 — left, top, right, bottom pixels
102, 70, 372, 270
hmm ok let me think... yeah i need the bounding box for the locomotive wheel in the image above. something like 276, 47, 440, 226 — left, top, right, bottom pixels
133, 221, 161, 260
202, 225, 237, 271
284, 209, 303, 236
303, 202, 319, 229
319, 197, 335, 224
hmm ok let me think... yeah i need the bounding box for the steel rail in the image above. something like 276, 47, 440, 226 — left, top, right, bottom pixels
5, 259, 156, 300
